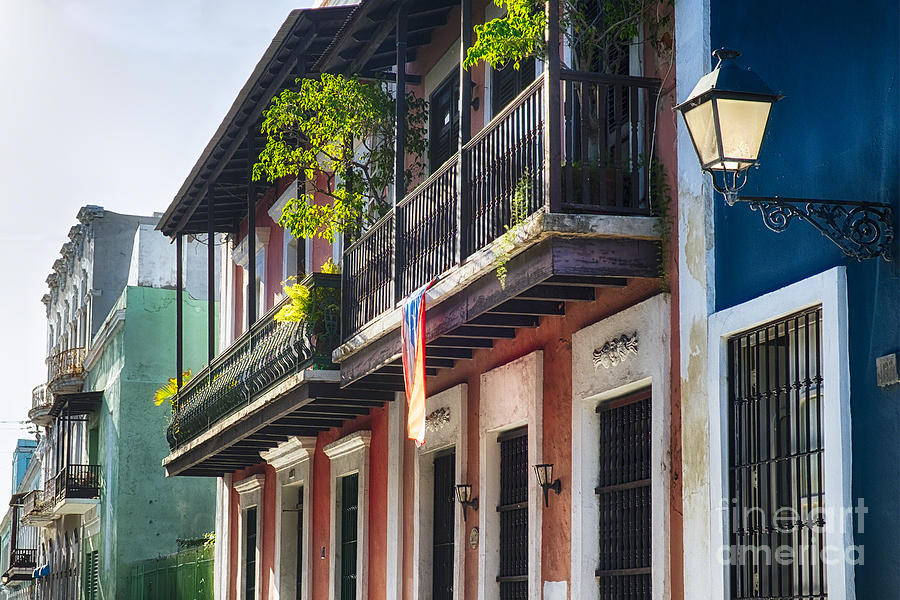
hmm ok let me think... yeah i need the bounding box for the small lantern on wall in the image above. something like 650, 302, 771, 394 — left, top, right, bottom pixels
533, 463, 561, 507
455, 483, 479, 517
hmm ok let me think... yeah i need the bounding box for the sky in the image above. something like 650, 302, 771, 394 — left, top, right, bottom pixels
0, 0, 316, 497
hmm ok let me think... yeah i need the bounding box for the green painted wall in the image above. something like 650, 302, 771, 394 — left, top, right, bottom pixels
84, 286, 217, 599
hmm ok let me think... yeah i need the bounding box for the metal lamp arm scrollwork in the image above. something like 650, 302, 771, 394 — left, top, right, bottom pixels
737, 196, 895, 261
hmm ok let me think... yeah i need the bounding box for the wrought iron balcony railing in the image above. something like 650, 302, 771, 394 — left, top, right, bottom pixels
167, 273, 341, 450
31, 384, 49, 411
343, 70, 661, 340
46, 347, 86, 387
9, 549, 37, 569
21, 489, 52, 522
53, 464, 101, 501
29, 383, 53, 426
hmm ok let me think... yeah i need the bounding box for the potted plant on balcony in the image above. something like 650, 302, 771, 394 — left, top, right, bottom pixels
274, 260, 341, 367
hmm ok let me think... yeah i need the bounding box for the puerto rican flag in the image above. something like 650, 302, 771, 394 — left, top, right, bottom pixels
401, 282, 432, 446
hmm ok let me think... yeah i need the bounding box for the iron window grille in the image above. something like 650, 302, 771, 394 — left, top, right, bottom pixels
245, 506, 258, 599
497, 427, 528, 600
433, 450, 456, 600
340, 473, 359, 600
727, 307, 826, 600
296, 486, 304, 599
595, 390, 652, 599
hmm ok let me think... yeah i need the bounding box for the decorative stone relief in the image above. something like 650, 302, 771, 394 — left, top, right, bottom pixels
425, 406, 451, 433
592, 332, 639, 368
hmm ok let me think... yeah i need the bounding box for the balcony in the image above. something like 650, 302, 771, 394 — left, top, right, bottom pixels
28, 384, 52, 427
339, 70, 663, 382
167, 273, 341, 450
20, 489, 54, 527
51, 464, 101, 515
1, 549, 37, 584
2, 500, 38, 585
46, 347, 86, 395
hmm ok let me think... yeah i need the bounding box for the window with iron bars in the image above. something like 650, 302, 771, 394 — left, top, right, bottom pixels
340, 473, 359, 600
727, 307, 826, 600
497, 427, 528, 600
595, 390, 651, 600
432, 450, 456, 600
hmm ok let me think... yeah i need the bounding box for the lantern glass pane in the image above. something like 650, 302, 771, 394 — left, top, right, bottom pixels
682, 100, 720, 168
716, 98, 772, 170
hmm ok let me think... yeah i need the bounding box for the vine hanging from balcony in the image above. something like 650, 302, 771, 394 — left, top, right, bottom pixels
253, 74, 428, 243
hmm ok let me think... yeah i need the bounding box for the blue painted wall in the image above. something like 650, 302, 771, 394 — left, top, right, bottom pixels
710, 0, 900, 595
10, 438, 37, 494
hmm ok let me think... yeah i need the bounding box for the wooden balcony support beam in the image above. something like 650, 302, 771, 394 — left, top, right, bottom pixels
448, 325, 517, 339
427, 336, 493, 349
338, 236, 657, 386
516, 284, 596, 302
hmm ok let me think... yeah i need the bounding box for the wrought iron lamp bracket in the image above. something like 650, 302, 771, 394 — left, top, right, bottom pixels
735, 196, 895, 261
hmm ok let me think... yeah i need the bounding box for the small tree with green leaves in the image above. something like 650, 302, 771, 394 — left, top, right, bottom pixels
464, 0, 672, 75
253, 74, 428, 243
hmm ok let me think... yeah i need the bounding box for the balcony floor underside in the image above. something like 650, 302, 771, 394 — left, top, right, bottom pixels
337, 234, 659, 386
164, 375, 396, 477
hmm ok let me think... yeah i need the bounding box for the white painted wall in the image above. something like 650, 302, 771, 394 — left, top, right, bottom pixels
126, 224, 210, 299
570, 294, 671, 600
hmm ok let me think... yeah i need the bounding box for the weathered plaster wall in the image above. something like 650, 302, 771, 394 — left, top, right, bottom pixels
423, 276, 666, 599
673, 0, 713, 598
90, 211, 160, 337
226, 404, 390, 600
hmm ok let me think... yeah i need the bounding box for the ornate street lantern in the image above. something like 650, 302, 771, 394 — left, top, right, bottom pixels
676, 49, 894, 261
676, 48, 782, 204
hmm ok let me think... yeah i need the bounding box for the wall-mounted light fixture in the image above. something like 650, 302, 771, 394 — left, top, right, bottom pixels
676, 49, 894, 261
533, 463, 561, 507
455, 484, 479, 517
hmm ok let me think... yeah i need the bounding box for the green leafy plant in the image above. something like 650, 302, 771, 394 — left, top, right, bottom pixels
154, 370, 192, 407
253, 74, 428, 243
647, 155, 673, 288
494, 175, 533, 289
464, 0, 546, 71
320, 257, 341, 275
464, 0, 674, 76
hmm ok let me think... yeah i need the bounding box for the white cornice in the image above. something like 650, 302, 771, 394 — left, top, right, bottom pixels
234, 473, 266, 495
232, 227, 271, 268
260, 436, 316, 471
268, 180, 298, 223
323, 430, 371, 460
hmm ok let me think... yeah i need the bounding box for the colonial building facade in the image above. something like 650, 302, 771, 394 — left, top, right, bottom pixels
158, 2, 682, 600
15, 208, 217, 599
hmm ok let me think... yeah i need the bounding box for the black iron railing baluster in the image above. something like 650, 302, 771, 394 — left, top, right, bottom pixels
168, 274, 340, 450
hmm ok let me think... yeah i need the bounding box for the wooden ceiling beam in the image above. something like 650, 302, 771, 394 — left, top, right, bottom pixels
516, 284, 596, 302
170, 23, 321, 234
